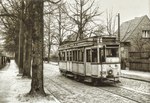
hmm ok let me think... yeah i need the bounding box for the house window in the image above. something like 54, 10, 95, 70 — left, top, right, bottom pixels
142, 30, 150, 38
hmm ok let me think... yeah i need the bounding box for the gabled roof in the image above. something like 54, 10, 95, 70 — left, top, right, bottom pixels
118, 15, 150, 42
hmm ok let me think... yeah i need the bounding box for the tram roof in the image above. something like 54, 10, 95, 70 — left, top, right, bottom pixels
59, 36, 119, 50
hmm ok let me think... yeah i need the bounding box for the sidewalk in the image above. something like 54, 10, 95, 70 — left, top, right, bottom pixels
0, 60, 60, 103
121, 69, 150, 82
44, 61, 58, 66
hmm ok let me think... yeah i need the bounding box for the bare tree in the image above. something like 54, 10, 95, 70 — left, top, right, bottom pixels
0, 0, 23, 68
0, 0, 31, 76
65, 0, 102, 41
29, 0, 61, 96
44, 14, 54, 63
22, 0, 34, 78
44, 2, 59, 62
91, 25, 105, 36
0, 0, 63, 96
44, 16, 52, 63
28, 0, 46, 96
49, 1, 70, 45
18, 0, 25, 75
105, 10, 117, 35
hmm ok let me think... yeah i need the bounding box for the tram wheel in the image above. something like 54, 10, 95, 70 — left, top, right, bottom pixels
92, 78, 99, 86
78, 76, 84, 82
74, 75, 78, 80
74, 75, 84, 82
115, 80, 121, 83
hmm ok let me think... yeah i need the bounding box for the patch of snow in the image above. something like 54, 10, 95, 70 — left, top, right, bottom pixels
0, 60, 60, 103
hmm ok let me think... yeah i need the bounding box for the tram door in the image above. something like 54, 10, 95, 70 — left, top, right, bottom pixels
66, 51, 70, 72
85, 49, 92, 76
91, 48, 98, 76
69, 51, 73, 72
66, 51, 72, 72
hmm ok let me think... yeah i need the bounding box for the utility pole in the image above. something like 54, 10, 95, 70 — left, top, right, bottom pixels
118, 13, 120, 42
48, 15, 51, 63
117, 13, 121, 65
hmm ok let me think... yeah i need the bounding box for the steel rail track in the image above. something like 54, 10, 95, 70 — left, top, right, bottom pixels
121, 76, 150, 83
97, 82, 150, 103
98, 87, 142, 103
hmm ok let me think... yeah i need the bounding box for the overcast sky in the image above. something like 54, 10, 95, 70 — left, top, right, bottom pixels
100, 0, 149, 23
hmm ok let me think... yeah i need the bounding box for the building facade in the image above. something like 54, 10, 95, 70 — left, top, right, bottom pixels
118, 15, 150, 71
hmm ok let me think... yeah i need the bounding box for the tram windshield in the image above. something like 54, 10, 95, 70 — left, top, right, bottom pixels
106, 48, 119, 57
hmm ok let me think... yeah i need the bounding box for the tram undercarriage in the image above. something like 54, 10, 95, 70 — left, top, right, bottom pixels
60, 69, 120, 86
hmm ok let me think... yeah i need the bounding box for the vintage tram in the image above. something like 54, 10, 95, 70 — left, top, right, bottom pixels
58, 36, 121, 85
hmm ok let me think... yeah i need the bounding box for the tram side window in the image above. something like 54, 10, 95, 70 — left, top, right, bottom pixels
70, 51, 72, 61
92, 48, 97, 62
73, 50, 77, 61
67, 51, 69, 61
59, 51, 65, 61
62, 52, 66, 61
86, 49, 91, 62
78, 50, 84, 62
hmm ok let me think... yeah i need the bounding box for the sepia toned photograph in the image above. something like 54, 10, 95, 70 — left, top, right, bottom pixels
0, 0, 150, 103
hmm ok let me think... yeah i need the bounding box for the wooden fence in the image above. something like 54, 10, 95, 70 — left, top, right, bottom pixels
129, 52, 150, 72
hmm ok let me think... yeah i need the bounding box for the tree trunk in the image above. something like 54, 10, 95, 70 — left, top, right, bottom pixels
22, 31, 32, 78
58, 6, 63, 45
22, 0, 33, 78
47, 18, 51, 63
47, 34, 51, 63
18, 0, 25, 75
29, 0, 46, 96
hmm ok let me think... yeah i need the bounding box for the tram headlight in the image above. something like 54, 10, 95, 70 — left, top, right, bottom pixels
107, 70, 113, 75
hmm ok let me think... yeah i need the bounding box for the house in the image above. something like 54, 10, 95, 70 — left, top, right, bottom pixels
117, 15, 150, 58
116, 15, 150, 71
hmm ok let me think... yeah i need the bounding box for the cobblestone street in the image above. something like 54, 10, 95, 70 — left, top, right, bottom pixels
44, 63, 150, 103
0, 60, 150, 103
